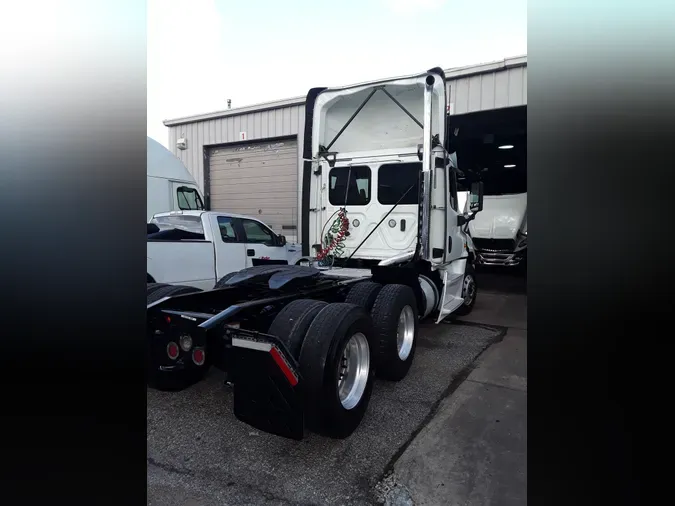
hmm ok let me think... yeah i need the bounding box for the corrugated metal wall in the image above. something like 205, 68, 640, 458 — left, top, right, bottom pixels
167, 104, 305, 193
165, 60, 527, 229
447, 65, 527, 115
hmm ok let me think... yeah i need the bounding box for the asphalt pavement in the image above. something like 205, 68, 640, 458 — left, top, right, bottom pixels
378, 268, 527, 506
147, 320, 505, 505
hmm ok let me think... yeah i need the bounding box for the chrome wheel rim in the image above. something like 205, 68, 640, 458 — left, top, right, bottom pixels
396, 305, 415, 360
463, 274, 476, 306
337, 332, 370, 410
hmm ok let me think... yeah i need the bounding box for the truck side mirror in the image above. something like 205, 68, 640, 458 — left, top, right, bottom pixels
469, 182, 484, 213
277, 234, 287, 246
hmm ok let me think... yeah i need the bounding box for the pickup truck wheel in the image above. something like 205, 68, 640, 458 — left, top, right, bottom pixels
453, 264, 477, 316
268, 299, 327, 359
298, 303, 376, 439
345, 281, 382, 311
147, 284, 208, 391
371, 284, 419, 381
147, 284, 202, 306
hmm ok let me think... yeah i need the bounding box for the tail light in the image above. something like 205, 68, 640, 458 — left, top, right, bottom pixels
192, 348, 205, 366
166, 342, 179, 360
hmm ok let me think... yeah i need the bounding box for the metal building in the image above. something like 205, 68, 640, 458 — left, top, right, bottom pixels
164, 55, 527, 241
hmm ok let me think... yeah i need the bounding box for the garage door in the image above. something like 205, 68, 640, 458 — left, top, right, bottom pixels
208, 138, 298, 240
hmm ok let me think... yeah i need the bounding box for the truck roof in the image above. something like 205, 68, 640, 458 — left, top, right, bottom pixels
147, 137, 196, 183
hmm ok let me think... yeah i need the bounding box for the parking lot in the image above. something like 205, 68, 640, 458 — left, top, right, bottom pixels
148, 318, 506, 506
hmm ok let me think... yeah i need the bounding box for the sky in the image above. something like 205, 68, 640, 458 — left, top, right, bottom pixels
147, 0, 527, 147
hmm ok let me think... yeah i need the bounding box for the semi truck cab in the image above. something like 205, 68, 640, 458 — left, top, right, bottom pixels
303, 68, 485, 321
147, 136, 205, 222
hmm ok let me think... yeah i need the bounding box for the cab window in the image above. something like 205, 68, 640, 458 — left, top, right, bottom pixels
177, 186, 205, 211
377, 163, 420, 205
329, 166, 371, 206
242, 219, 275, 244
216, 216, 238, 243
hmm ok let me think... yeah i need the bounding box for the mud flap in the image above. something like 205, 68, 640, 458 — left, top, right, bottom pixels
435, 268, 466, 323
230, 333, 305, 440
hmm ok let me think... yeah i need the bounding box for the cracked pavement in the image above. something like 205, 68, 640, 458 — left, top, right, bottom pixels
147, 321, 505, 505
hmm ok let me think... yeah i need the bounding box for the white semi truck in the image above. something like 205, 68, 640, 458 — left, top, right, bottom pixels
145, 67, 485, 441
458, 190, 527, 267
146, 136, 204, 222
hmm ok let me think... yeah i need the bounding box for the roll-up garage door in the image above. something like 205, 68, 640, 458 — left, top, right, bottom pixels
208, 138, 298, 239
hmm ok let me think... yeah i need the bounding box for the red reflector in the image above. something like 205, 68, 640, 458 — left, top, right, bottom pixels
165, 316, 171, 324
192, 348, 205, 366
166, 342, 179, 360
270, 347, 298, 386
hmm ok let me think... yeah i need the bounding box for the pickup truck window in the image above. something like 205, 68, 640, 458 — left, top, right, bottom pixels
242, 219, 275, 244
378, 163, 420, 205
217, 216, 238, 243
152, 214, 204, 235
177, 186, 205, 211
329, 166, 370, 206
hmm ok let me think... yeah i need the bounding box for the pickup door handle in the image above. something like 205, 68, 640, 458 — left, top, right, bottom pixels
247, 249, 255, 257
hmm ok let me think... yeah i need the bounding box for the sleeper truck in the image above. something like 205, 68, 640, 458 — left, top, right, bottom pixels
147, 136, 204, 223
146, 68, 484, 440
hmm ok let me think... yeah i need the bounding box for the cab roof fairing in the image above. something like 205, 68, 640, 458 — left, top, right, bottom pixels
309, 70, 447, 159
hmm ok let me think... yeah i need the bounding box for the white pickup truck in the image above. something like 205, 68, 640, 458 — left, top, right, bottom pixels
147, 211, 307, 290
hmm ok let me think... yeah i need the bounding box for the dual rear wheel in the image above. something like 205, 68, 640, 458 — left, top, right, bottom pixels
267, 283, 419, 439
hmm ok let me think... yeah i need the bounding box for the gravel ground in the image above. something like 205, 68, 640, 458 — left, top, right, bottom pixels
147, 321, 505, 506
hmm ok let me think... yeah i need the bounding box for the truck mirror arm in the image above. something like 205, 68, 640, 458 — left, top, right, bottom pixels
457, 211, 479, 228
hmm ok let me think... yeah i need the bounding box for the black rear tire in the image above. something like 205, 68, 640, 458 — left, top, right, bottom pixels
267, 299, 327, 359
453, 264, 477, 316
147, 284, 208, 391
345, 281, 383, 311
371, 284, 419, 381
298, 303, 376, 439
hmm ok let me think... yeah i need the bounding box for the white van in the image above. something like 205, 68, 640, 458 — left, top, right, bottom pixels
147, 137, 205, 222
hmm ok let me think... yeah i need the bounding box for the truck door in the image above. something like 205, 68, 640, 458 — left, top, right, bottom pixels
237, 218, 291, 267
213, 215, 248, 281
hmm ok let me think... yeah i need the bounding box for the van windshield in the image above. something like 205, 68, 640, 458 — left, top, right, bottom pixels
177, 186, 205, 210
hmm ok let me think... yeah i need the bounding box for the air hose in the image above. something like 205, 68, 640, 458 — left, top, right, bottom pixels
316, 207, 349, 264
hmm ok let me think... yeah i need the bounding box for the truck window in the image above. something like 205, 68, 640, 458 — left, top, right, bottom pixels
241, 219, 274, 244
177, 186, 205, 211
329, 166, 371, 206
217, 216, 238, 243
449, 169, 459, 211
377, 163, 420, 205
151, 214, 204, 234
